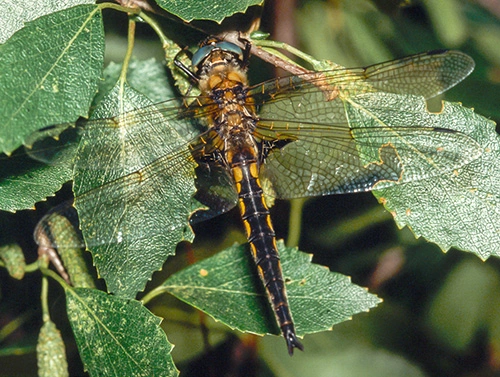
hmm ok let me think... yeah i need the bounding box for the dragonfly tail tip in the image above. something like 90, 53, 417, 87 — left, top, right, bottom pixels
285, 329, 304, 356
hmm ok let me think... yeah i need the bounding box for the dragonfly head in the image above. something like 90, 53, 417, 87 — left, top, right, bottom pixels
192, 37, 248, 93
192, 37, 244, 72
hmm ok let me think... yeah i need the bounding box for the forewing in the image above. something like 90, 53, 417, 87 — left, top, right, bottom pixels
250, 50, 474, 102
29, 92, 236, 253
24, 95, 215, 167
355, 50, 474, 98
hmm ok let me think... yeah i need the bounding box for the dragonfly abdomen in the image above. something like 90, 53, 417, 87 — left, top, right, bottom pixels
229, 147, 303, 355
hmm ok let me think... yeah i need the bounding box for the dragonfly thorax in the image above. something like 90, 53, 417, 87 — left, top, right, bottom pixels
193, 40, 258, 151
210, 96, 258, 148
198, 61, 248, 94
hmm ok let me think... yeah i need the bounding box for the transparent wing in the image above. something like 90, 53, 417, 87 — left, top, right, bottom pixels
258, 113, 482, 199
250, 51, 479, 198
24, 96, 215, 166
28, 97, 238, 248
250, 50, 475, 102
190, 161, 238, 224
28, 49, 477, 238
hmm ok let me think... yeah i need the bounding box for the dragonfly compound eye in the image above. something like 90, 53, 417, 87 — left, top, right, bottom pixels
192, 41, 244, 73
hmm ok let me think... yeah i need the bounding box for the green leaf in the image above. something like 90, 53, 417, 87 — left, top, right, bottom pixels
0, 136, 74, 211
0, 244, 25, 279
155, 0, 263, 23
0, 0, 95, 43
37, 320, 69, 377
66, 288, 177, 377
0, 58, 175, 213
368, 97, 500, 259
162, 240, 380, 337
73, 82, 197, 298
96, 58, 177, 108
0, 4, 104, 154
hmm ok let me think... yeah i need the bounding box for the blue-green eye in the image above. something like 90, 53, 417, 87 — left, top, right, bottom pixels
191, 45, 214, 68
215, 42, 243, 56
191, 42, 243, 68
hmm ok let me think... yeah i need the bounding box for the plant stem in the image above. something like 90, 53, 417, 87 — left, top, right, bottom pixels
137, 11, 173, 53
41, 275, 50, 322
287, 198, 306, 248
138, 11, 192, 94
315, 206, 391, 247
0, 313, 30, 343
41, 267, 70, 289
141, 285, 171, 305
98, 2, 141, 15
118, 16, 136, 105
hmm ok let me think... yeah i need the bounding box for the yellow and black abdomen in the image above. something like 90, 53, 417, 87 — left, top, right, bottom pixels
229, 146, 303, 355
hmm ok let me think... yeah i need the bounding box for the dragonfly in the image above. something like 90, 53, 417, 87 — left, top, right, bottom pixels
30, 36, 479, 355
